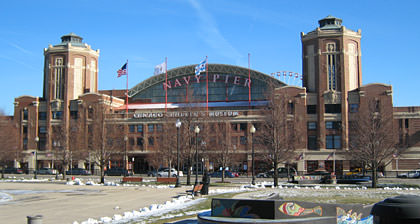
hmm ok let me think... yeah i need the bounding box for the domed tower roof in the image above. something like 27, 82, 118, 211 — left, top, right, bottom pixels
318, 15, 343, 30
55, 32, 86, 47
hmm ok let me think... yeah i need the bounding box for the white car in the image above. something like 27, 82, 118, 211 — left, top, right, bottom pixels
398, 169, 420, 178
157, 168, 183, 177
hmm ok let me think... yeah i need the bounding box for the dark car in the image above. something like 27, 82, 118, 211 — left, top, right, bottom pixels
105, 168, 133, 176
36, 167, 58, 175
256, 167, 297, 178
66, 168, 90, 175
337, 174, 371, 184
210, 171, 236, 178
3, 167, 24, 174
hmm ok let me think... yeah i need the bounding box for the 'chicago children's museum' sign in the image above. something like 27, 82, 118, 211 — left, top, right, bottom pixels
133, 111, 240, 119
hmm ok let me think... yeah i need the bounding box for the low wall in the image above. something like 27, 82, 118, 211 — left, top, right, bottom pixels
208, 198, 373, 224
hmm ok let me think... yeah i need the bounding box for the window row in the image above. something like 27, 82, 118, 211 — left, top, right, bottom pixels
307, 121, 341, 130
307, 135, 341, 150
306, 103, 360, 114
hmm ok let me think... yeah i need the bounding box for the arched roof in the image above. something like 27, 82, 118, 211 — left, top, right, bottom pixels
128, 64, 285, 97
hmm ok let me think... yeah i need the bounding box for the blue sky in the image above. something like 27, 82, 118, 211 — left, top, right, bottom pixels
1, 0, 419, 115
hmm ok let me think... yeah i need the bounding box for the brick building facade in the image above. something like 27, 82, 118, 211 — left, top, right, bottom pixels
2, 16, 420, 176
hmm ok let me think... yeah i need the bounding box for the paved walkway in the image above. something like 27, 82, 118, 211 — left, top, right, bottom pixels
0, 181, 191, 224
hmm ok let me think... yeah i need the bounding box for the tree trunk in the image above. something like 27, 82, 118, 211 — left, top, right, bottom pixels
222, 169, 225, 183
371, 162, 377, 188
273, 161, 279, 187
62, 162, 68, 180
100, 164, 105, 184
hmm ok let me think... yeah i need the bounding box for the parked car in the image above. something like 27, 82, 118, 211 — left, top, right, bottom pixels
210, 171, 236, 178
2, 167, 24, 174
337, 174, 371, 184
36, 167, 58, 175
105, 168, 133, 176
256, 167, 297, 178
66, 168, 90, 175
157, 168, 183, 177
397, 169, 420, 178
148, 168, 166, 177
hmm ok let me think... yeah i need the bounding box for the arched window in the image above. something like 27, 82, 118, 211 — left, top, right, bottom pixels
326, 43, 337, 90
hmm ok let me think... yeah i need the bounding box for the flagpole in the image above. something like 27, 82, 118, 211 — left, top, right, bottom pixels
126, 60, 128, 115
206, 56, 208, 112
248, 53, 251, 108
165, 57, 168, 113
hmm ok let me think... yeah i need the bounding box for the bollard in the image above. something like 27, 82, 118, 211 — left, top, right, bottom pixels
371, 195, 420, 224
27, 215, 43, 224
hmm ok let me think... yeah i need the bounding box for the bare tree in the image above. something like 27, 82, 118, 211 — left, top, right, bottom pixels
51, 124, 70, 180
257, 84, 298, 187
348, 98, 398, 188
155, 118, 178, 177
207, 122, 236, 182
0, 116, 18, 178
88, 103, 124, 183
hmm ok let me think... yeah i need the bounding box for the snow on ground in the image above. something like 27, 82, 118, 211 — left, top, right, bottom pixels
2, 177, 420, 224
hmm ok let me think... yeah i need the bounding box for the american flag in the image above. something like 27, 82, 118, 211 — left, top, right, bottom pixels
326, 152, 334, 160
195, 58, 207, 76
117, 62, 127, 77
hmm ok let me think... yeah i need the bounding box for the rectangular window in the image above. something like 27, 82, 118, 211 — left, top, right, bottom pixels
39, 112, 47, 120
137, 137, 143, 146
23, 109, 28, 120
326, 135, 334, 149
308, 135, 317, 150
307, 122, 317, 130
349, 104, 359, 113
375, 100, 380, 112
148, 124, 154, 132
39, 126, 47, 134
405, 119, 409, 129
326, 121, 341, 130
129, 137, 135, 146
288, 102, 294, 114
129, 125, 136, 133
52, 111, 62, 120
307, 105, 316, 114
23, 138, 28, 150
240, 136, 247, 145
23, 126, 28, 134
148, 137, 154, 146
137, 124, 143, 133
70, 111, 78, 119
326, 135, 341, 149
156, 124, 163, 132
239, 123, 247, 131
325, 104, 341, 113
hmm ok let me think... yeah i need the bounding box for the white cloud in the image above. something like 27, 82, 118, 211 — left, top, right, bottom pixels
188, 0, 243, 64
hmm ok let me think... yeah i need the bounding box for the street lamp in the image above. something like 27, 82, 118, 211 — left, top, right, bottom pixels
194, 125, 200, 186
175, 119, 182, 187
34, 136, 39, 179
250, 125, 256, 185
124, 135, 128, 177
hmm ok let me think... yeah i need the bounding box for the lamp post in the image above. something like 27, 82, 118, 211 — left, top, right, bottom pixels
175, 119, 182, 187
194, 125, 200, 186
34, 136, 39, 179
250, 125, 256, 185
124, 135, 128, 177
